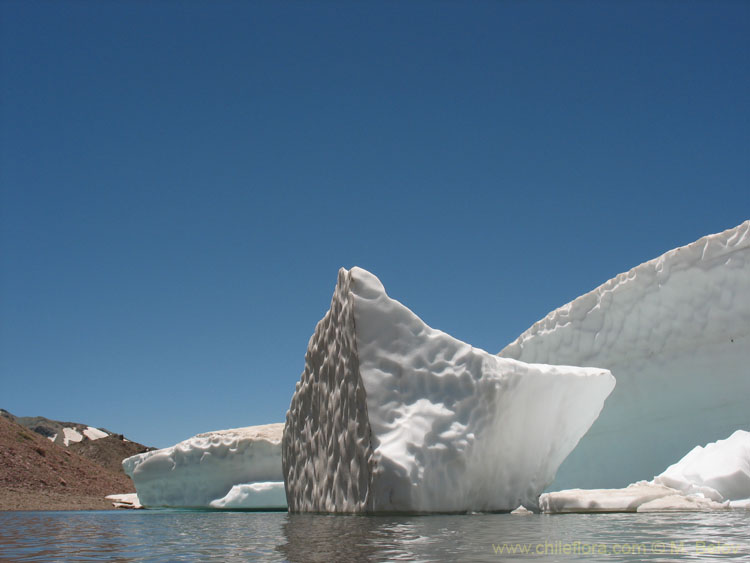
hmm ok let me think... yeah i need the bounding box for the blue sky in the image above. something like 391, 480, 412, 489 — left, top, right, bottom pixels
1, 1, 748, 448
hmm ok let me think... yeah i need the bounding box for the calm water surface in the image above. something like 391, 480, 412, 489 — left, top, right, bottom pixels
0, 510, 748, 562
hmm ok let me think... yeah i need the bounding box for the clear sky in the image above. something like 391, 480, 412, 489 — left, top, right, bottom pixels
1, 1, 748, 448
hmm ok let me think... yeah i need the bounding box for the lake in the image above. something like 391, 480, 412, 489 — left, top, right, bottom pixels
0, 510, 748, 561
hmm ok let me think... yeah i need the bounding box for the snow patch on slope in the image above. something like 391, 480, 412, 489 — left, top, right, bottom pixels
83, 426, 108, 441
62, 427, 83, 446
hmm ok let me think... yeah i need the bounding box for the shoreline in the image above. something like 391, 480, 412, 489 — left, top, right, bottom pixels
0, 488, 125, 512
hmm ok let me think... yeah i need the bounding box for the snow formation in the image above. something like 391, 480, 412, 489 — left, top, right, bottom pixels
62, 427, 83, 446
122, 423, 286, 509
540, 430, 750, 513
209, 482, 287, 509
539, 482, 700, 513
653, 429, 750, 502
282, 267, 615, 513
501, 221, 750, 489
83, 426, 109, 440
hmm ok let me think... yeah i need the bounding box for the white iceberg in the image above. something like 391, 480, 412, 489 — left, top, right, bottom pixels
540, 430, 750, 513
123, 423, 286, 509
282, 267, 615, 513
501, 221, 750, 489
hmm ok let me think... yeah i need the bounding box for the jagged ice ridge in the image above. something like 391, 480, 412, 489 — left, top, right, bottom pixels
282, 267, 615, 513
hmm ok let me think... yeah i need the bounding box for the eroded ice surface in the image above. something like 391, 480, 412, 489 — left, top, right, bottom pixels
209, 482, 287, 509
282, 267, 615, 513
654, 429, 750, 502
540, 430, 750, 513
122, 424, 286, 509
501, 221, 750, 489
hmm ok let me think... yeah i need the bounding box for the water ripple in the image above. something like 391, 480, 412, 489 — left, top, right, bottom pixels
0, 510, 748, 562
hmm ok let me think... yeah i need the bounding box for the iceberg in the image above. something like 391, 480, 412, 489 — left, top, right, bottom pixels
540, 430, 750, 513
282, 267, 615, 513
123, 423, 286, 509
501, 221, 750, 489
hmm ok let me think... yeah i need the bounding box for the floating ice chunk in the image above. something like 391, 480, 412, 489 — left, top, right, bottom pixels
540, 482, 680, 513
501, 221, 750, 490
83, 426, 109, 441
62, 427, 83, 446
654, 430, 750, 502
510, 505, 533, 515
209, 482, 287, 510
541, 430, 750, 513
123, 424, 284, 508
282, 267, 615, 513
106, 493, 142, 509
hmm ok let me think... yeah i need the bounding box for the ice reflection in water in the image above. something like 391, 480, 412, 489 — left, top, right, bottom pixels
0, 510, 748, 562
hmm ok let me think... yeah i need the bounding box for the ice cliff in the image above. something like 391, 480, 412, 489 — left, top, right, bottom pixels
282, 267, 615, 513
501, 221, 750, 490
122, 424, 286, 509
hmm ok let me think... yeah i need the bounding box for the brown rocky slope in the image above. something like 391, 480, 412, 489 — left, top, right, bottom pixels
0, 416, 135, 510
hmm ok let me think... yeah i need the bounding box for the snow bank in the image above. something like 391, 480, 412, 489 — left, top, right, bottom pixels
501, 221, 750, 489
62, 427, 83, 446
83, 426, 108, 441
209, 482, 287, 510
540, 430, 750, 513
123, 424, 286, 509
282, 267, 614, 513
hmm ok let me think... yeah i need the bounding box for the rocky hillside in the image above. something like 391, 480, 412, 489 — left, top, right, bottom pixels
0, 415, 138, 510
0, 409, 152, 473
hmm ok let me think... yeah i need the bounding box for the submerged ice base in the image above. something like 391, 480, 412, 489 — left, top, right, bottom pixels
501, 221, 750, 490
123, 424, 286, 509
283, 267, 614, 513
